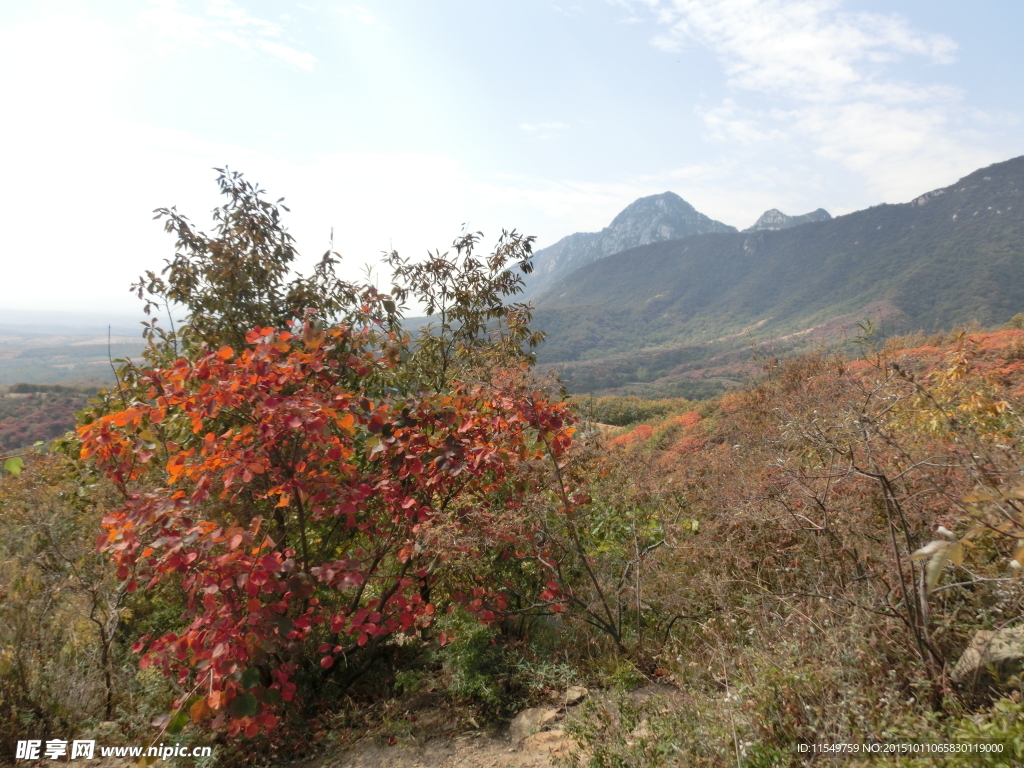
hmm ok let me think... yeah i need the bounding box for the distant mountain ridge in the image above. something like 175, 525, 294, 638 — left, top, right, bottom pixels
531, 155, 1024, 397
521, 192, 735, 301
744, 207, 831, 232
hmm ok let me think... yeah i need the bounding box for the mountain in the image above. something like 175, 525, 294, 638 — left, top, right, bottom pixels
521, 192, 735, 301
532, 156, 1024, 396
744, 207, 831, 232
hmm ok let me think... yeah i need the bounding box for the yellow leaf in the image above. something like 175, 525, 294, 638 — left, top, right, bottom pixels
962, 490, 997, 504
948, 542, 964, 567
962, 525, 986, 541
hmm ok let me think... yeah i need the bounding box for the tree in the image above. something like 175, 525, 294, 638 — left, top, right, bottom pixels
78, 169, 574, 737
134, 168, 388, 356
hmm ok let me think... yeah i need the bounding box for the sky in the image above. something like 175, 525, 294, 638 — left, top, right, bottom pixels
1, 0, 1022, 317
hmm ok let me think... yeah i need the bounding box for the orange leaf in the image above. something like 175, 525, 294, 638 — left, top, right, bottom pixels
190, 698, 211, 721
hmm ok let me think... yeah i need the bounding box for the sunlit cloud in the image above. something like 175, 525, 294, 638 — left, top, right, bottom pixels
630, 0, 1000, 203
139, 0, 316, 70
644, 0, 957, 99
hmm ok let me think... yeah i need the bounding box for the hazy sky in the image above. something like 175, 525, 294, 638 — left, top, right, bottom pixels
2, 0, 1021, 315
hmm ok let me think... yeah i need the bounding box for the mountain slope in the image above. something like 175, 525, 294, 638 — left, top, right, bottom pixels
521, 192, 735, 301
744, 207, 831, 232
533, 156, 1024, 394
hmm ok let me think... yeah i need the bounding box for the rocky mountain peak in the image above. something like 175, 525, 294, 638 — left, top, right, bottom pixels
521, 192, 736, 301
744, 207, 831, 233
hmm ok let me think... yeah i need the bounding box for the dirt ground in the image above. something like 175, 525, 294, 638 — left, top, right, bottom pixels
72, 684, 686, 768
290, 682, 683, 768
297, 729, 574, 768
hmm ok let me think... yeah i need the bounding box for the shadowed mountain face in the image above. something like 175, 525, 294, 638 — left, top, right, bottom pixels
743, 207, 832, 232
521, 192, 735, 301
531, 156, 1024, 397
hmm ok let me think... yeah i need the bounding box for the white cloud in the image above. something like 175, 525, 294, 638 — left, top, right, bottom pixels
698, 99, 787, 144
255, 39, 316, 70
635, 0, 1001, 204
334, 5, 377, 25
139, 0, 316, 70
643, 0, 956, 100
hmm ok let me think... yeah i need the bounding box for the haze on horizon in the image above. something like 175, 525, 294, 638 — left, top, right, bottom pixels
1, 0, 1021, 317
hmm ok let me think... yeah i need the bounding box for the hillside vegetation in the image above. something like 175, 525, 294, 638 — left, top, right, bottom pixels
9, 324, 1024, 765
6, 170, 1024, 767
0, 382, 102, 453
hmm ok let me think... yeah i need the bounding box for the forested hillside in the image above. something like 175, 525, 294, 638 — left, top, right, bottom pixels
0, 384, 98, 452
533, 156, 1024, 396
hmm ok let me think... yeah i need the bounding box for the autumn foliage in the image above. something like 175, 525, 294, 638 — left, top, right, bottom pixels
78, 312, 573, 736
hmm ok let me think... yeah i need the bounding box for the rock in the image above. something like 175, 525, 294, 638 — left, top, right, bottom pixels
951, 627, 1024, 690
508, 707, 561, 743
522, 729, 573, 759
562, 686, 588, 707
521, 192, 736, 301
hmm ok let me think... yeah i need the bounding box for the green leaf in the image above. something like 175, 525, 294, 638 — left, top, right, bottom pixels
240, 666, 261, 689
226, 692, 258, 719
260, 687, 282, 705
167, 707, 191, 735
4, 456, 24, 476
